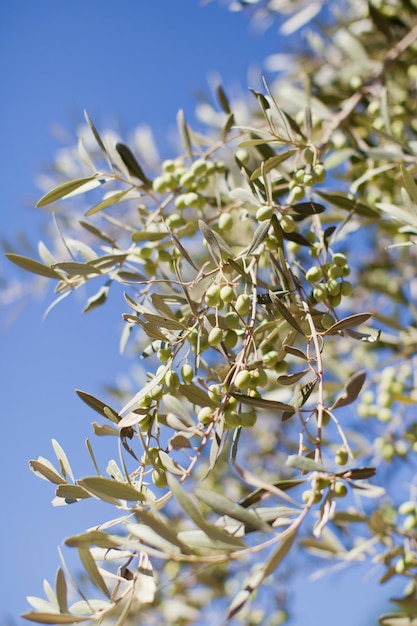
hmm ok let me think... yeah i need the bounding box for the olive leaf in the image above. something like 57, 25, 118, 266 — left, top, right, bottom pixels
331, 370, 366, 410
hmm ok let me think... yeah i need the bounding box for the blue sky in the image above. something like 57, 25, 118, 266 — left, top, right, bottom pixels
0, 2, 402, 624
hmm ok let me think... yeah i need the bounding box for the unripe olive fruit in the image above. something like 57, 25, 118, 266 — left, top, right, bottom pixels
399, 501, 417, 516
208, 384, 223, 401
321, 313, 335, 329
403, 515, 417, 531
165, 370, 180, 388
280, 214, 296, 233
235, 294, 251, 316
224, 410, 241, 429
263, 350, 280, 367
152, 175, 169, 194
335, 447, 348, 466
152, 469, 167, 488
218, 213, 234, 232
149, 384, 163, 401
333, 482, 347, 498
208, 326, 224, 347
183, 192, 204, 209
175, 194, 188, 210
157, 347, 172, 362
251, 368, 268, 387
326, 279, 341, 296
181, 363, 194, 384
191, 159, 208, 176
239, 410, 258, 428
313, 284, 327, 302
197, 406, 214, 424
303, 173, 315, 186
304, 146, 315, 165
294, 168, 306, 183
220, 284, 234, 304
306, 266, 323, 283
302, 489, 322, 504
256, 204, 274, 222
235, 369, 253, 390
328, 264, 343, 279
340, 281, 353, 297
328, 293, 342, 307
225, 311, 240, 329
165, 214, 184, 229
313, 163, 326, 183
205, 284, 221, 307
289, 185, 305, 202
179, 171, 195, 190
162, 159, 176, 172
315, 477, 331, 490
223, 330, 238, 349
332, 252, 348, 266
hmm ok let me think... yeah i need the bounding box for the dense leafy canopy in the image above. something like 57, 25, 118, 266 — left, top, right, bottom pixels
7, 1, 417, 624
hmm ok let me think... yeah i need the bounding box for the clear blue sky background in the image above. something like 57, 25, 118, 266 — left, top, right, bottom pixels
0, 2, 403, 624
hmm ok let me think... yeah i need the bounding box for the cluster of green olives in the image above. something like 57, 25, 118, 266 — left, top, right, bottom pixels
152, 157, 226, 211
288, 147, 326, 204
358, 364, 411, 422
305, 252, 352, 311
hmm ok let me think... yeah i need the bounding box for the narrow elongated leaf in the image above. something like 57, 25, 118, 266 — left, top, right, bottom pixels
52, 440, 74, 483
177, 109, 193, 162
85, 188, 133, 216
377, 202, 417, 227
6, 253, 63, 279
277, 369, 309, 385
29, 460, 63, 485
331, 370, 366, 410
76, 390, 120, 422
283, 344, 308, 360
134, 510, 192, 553
36, 176, 103, 207
268, 291, 305, 335
142, 313, 185, 331
228, 529, 297, 619
65, 530, 120, 549
167, 475, 245, 548
216, 84, 232, 114
78, 546, 110, 597
323, 313, 372, 334
401, 165, 417, 206
52, 261, 102, 276
84, 109, 109, 158
199, 220, 233, 260
292, 202, 325, 216
195, 488, 272, 533
231, 392, 295, 413
77, 477, 146, 502
250, 150, 298, 180
83, 284, 110, 313
286, 455, 330, 473
179, 383, 218, 408
316, 190, 378, 217
22, 613, 87, 624
55, 568, 68, 613
244, 219, 271, 256
119, 361, 171, 420
56, 484, 91, 500
115, 143, 152, 187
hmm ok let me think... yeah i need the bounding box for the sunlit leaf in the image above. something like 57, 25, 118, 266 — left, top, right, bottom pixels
286, 455, 330, 473
36, 176, 106, 208
6, 253, 63, 279
77, 477, 146, 503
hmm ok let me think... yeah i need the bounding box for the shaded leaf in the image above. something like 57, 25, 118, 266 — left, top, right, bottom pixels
52, 262, 102, 276
267, 291, 305, 335
115, 143, 152, 187
84, 109, 109, 159
78, 546, 109, 597
83, 284, 110, 313
177, 109, 193, 162
292, 202, 326, 216
6, 253, 63, 279
55, 568, 68, 614
231, 392, 295, 413
277, 369, 309, 385
401, 165, 417, 206
199, 220, 233, 260
331, 370, 366, 410
316, 190, 378, 217
29, 460, 63, 485
56, 484, 91, 500
76, 390, 120, 422
244, 219, 271, 256
323, 313, 372, 334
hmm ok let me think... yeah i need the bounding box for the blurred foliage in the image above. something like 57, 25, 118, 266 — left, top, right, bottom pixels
6, 0, 417, 624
